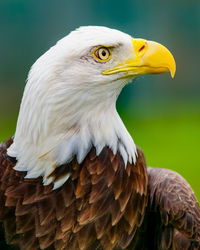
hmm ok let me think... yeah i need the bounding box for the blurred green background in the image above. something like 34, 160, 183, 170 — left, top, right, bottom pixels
0, 0, 199, 201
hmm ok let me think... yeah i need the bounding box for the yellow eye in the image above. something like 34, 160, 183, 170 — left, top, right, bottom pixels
93, 47, 111, 62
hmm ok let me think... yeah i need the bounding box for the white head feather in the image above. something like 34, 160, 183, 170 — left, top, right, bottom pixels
7, 26, 137, 188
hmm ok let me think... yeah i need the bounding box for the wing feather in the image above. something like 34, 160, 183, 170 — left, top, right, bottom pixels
147, 167, 200, 249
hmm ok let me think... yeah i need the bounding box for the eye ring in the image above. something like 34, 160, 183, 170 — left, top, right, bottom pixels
92, 46, 111, 62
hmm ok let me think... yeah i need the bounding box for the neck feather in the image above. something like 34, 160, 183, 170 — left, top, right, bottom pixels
7, 72, 137, 188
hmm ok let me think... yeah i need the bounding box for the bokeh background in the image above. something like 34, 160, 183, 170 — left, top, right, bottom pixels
0, 0, 199, 200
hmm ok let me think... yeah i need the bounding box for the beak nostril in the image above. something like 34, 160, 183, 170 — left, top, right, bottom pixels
139, 45, 145, 52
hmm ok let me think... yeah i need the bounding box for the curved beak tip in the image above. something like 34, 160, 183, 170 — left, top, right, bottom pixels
169, 60, 176, 78
169, 59, 176, 79
170, 68, 176, 78
166, 50, 176, 79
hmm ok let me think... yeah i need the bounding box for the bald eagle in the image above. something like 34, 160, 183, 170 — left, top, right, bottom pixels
0, 26, 199, 250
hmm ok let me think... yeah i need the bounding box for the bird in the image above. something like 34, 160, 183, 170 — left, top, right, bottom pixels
0, 26, 199, 250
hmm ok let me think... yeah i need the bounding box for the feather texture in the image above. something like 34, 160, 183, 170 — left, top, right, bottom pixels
1, 139, 199, 249
0, 138, 147, 250
129, 167, 200, 249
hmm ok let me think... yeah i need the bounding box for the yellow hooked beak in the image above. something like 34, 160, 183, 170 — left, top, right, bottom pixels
103, 39, 176, 78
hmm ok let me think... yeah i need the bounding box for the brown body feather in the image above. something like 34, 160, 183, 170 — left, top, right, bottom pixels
0, 138, 148, 250
0, 138, 199, 249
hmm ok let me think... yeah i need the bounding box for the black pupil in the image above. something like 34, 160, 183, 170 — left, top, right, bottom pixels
101, 50, 107, 57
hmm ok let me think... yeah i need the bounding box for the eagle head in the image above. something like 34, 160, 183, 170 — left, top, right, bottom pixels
7, 26, 176, 188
